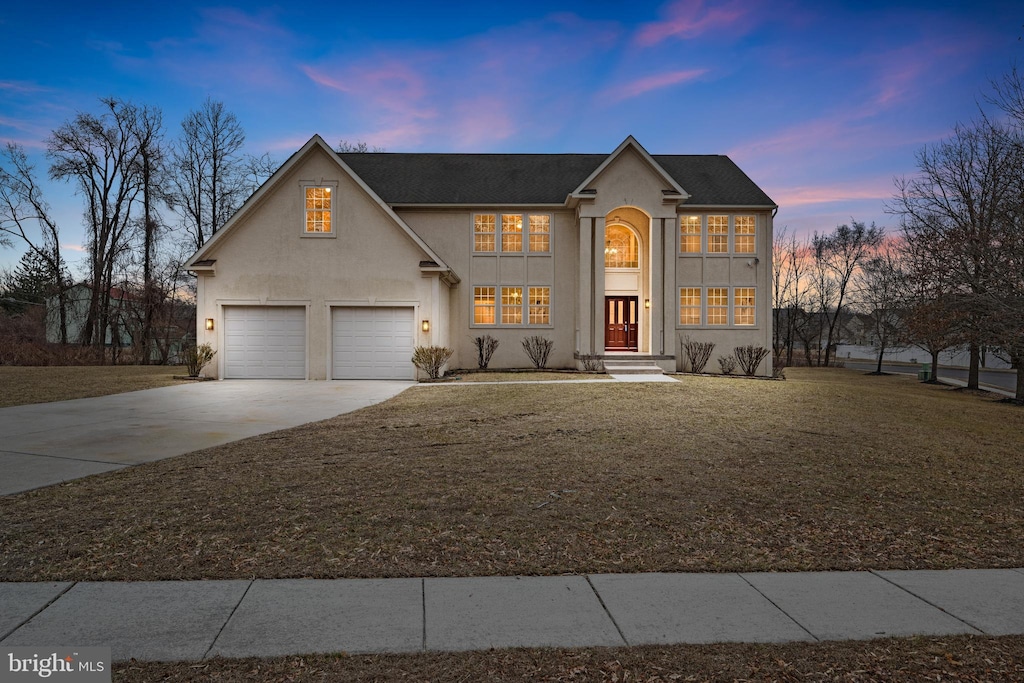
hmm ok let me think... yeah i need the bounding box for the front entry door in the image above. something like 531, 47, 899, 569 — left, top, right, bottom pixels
605, 296, 638, 351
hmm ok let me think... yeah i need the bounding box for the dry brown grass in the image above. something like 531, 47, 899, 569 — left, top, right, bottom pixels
1, 368, 1022, 581
0, 365, 186, 408
437, 370, 609, 382
114, 635, 1024, 682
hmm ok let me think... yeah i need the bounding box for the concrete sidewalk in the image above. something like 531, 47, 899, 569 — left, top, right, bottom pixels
0, 380, 411, 496
3, 569, 1023, 663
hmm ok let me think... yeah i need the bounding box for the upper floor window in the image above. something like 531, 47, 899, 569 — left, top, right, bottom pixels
707, 216, 728, 253
680, 216, 701, 253
305, 187, 332, 234
475, 214, 496, 252
529, 215, 550, 253
605, 225, 638, 268
502, 215, 523, 252
734, 287, 755, 325
735, 216, 755, 254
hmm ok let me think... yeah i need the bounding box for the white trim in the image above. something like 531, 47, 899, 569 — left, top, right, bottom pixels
568, 136, 689, 200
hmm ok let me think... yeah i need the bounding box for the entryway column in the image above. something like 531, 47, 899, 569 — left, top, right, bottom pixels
593, 217, 606, 353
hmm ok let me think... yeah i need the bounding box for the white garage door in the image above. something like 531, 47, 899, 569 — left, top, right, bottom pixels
223, 306, 306, 379
333, 307, 415, 380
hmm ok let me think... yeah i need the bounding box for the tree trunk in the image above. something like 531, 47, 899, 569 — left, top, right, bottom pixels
968, 341, 980, 390
931, 351, 940, 384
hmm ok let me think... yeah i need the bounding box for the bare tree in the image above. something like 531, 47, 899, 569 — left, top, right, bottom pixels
0, 143, 70, 342
170, 98, 247, 250
48, 98, 146, 355
336, 139, 385, 153
811, 221, 885, 367
854, 237, 906, 374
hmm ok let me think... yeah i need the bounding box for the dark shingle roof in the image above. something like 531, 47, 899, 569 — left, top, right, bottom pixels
338, 152, 775, 207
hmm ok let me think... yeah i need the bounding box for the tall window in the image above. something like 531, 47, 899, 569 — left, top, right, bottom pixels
734, 288, 755, 325
474, 287, 495, 324
735, 216, 755, 254
707, 216, 728, 253
528, 286, 550, 324
501, 215, 523, 252
305, 187, 332, 233
475, 215, 496, 252
605, 225, 638, 268
680, 216, 701, 253
707, 287, 728, 325
679, 288, 701, 325
529, 215, 550, 252
501, 287, 523, 324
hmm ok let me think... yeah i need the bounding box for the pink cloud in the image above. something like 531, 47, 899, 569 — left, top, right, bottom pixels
770, 178, 895, 208
635, 0, 754, 46
0, 80, 49, 93
603, 69, 708, 103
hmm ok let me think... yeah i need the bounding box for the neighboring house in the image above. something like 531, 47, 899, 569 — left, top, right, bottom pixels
185, 135, 776, 380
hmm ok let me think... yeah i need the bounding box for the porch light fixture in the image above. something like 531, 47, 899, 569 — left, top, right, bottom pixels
644, 299, 651, 309
205, 318, 214, 331
421, 319, 430, 332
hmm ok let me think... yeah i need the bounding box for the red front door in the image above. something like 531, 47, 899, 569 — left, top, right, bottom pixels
605, 296, 638, 351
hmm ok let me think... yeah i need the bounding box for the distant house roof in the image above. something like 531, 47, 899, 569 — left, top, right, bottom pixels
338, 152, 775, 207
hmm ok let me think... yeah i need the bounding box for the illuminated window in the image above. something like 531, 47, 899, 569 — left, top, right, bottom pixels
305, 187, 332, 233
529, 215, 550, 253
474, 287, 495, 324
501, 287, 523, 324
680, 216, 701, 253
528, 286, 550, 324
679, 287, 701, 325
474, 214, 496, 252
707, 216, 728, 253
501, 215, 523, 252
734, 288, 755, 325
735, 216, 755, 254
707, 287, 728, 325
605, 225, 638, 268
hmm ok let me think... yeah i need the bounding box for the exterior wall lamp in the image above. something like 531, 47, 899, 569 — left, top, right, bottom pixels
205, 318, 215, 331
421, 320, 430, 333
644, 299, 651, 309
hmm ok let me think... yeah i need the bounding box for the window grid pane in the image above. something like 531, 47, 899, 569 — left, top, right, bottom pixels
679, 287, 701, 325
605, 225, 638, 268
474, 286, 495, 324
474, 214, 496, 252
528, 286, 550, 324
707, 287, 729, 325
305, 187, 332, 233
680, 216, 701, 253
502, 214, 523, 252
734, 287, 755, 326
528, 215, 550, 252
708, 215, 728, 253
501, 287, 523, 324
735, 216, 755, 254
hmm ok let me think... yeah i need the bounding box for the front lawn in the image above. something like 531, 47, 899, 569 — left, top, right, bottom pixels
1, 368, 1021, 581
0, 365, 186, 408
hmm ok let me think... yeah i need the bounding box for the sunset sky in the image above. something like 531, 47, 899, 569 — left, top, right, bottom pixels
1, 1, 1021, 271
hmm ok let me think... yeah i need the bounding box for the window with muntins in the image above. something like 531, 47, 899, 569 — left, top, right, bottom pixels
501, 286, 523, 324
680, 216, 701, 253
305, 187, 332, 233
474, 287, 495, 324
529, 215, 550, 252
707, 216, 728, 253
707, 287, 728, 325
475, 215, 496, 252
734, 288, 755, 325
528, 286, 550, 324
735, 216, 755, 254
502, 215, 523, 252
679, 287, 701, 325
605, 225, 638, 268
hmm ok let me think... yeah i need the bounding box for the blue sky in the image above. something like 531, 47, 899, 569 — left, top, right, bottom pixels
1, 1, 1021, 271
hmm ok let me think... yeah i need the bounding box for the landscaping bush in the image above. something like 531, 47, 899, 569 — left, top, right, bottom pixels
578, 354, 604, 372
734, 345, 770, 376
717, 355, 737, 375
473, 335, 499, 369
412, 345, 454, 379
522, 336, 554, 369
681, 335, 715, 373
182, 343, 216, 377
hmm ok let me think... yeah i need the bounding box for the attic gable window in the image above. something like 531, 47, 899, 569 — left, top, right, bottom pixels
301, 181, 338, 237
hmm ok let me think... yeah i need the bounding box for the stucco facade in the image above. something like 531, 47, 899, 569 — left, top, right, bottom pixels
186, 135, 776, 379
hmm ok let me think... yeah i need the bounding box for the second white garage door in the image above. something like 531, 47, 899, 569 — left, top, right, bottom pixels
332, 307, 416, 380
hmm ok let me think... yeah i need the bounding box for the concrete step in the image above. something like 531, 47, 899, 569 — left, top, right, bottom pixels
604, 364, 665, 375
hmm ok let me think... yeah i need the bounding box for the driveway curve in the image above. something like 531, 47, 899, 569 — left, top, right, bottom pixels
0, 381, 411, 496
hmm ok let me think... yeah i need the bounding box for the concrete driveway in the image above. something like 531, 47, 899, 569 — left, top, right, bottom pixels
0, 380, 411, 496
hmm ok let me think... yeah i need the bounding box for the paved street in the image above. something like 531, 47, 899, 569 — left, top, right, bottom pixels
844, 360, 1017, 395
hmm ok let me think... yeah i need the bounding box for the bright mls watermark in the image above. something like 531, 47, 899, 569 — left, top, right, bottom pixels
3, 648, 110, 682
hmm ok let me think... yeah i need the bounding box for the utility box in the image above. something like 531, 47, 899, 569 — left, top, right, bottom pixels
918, 364, 932, 381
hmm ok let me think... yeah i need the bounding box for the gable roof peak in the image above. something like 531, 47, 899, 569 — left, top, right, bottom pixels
567, 135, 689, 203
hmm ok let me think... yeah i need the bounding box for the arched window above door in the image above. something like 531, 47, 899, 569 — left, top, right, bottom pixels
604, 225, 638, 269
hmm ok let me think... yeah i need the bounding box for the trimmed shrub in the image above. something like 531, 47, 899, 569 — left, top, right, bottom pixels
522, 336, 554, 369
734, 345, 770, 376
473, 334, 499, 369
578, 354, 604, 372
183, 343, 216, 377
717, 355, 737, 375
412, 345, 454, 379
681, 335, 715, 373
